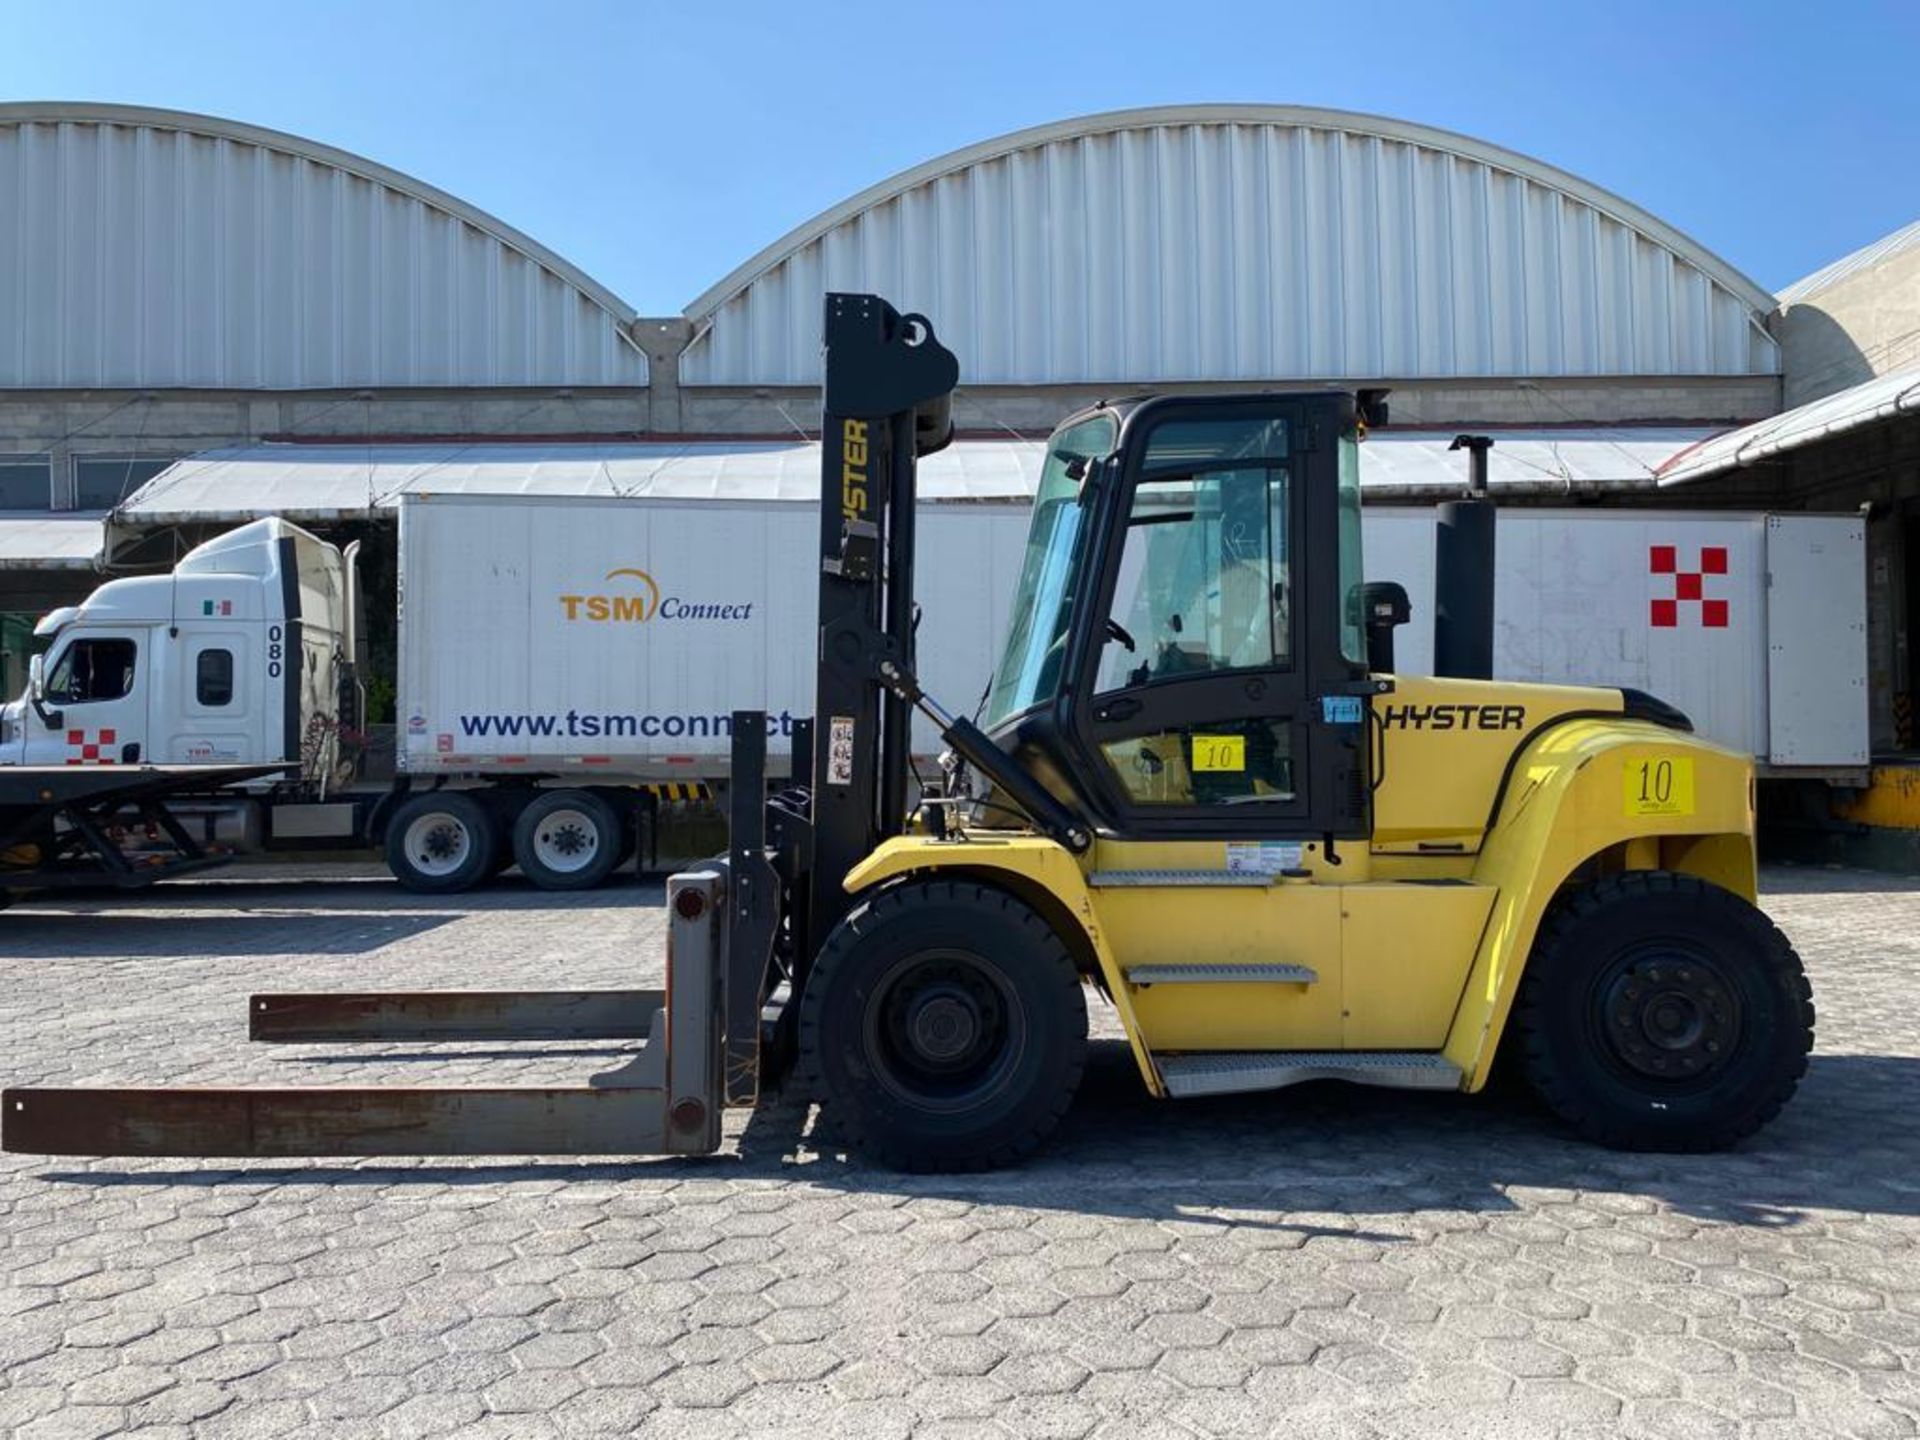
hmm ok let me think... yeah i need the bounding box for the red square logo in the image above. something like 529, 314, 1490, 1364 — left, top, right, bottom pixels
1700, 547, 1728, 575
1651, 599, 1678, 628
1675, 572, 1703, 601
99, 729, 116, 745
1701, 599, 1729, 628
67, 729, 83, 744
1649, 545, 1678, 574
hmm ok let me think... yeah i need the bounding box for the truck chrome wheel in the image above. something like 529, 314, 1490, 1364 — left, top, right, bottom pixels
511, 790, 621, 892
384, 793, 497, 894
403, 811, 472, 878
865, 952, 1023, 1114
530, 807, 600, 874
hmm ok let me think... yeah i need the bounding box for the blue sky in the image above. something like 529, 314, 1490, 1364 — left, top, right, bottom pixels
5, 1, 1916, 314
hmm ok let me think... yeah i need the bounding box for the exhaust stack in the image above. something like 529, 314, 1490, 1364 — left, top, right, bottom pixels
1434, 435, 1495, 680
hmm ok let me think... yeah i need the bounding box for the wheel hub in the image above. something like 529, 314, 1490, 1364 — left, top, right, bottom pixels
1602, 954, 1739, 1081
906, 985, 982, 1064
865, 952, 1021, 1112
405, 814, 470, 876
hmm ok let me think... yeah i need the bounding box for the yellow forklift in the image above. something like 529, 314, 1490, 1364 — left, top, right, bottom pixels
3, 295, 1813, 1171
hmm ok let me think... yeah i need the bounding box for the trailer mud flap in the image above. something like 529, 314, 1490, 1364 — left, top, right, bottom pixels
2, 871, 728, 1161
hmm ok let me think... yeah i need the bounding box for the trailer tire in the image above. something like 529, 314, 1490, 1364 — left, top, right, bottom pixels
512, 790, 620, 891
385, 793, 496, 894
798, 880, 1087, 1173
1516, 871, 1813, 1152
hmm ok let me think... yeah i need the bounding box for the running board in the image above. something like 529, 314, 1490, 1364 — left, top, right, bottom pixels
1088, 870, 1276, 888
1126, 963, 1317, 986
1159, 1051, 1463, 1098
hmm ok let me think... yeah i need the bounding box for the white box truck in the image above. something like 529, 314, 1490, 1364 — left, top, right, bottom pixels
1, 493, 1868, 894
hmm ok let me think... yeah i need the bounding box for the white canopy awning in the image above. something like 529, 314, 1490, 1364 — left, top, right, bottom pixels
1658, 366, 1920, 487
0, 514, 106, 569
116, 426, 1721, 525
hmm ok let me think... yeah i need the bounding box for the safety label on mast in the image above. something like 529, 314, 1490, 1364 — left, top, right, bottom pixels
827, 716, 857, 786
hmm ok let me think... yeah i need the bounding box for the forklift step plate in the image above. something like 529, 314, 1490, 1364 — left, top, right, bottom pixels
1088, 870, 1276, 888
1159, 1051, 1462, 1098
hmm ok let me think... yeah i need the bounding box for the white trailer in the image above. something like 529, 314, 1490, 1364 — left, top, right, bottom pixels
1, 495, 1869, 895
395, 493, 1030, 776
1364, 508, 1869, 772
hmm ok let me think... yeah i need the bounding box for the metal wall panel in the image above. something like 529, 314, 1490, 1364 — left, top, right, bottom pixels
1765, 515, 1869, 765
0, 108, 646, 389
682, 109, 1778, 387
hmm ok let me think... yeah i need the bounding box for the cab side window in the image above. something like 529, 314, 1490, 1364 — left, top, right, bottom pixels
196, 648, 235, 707
45, 638, 137, 704
1096, 467, 1290, 692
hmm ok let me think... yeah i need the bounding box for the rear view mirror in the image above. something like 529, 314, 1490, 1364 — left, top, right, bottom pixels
26, 652, 63, 729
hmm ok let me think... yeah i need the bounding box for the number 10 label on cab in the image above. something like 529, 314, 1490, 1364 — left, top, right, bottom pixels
1623, 755, 1695, 817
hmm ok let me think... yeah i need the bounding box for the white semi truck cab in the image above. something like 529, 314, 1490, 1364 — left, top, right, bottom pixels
3, 519, 356, 776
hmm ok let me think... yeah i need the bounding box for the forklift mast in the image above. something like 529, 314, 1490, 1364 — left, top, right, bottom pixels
807, 294, 960, 946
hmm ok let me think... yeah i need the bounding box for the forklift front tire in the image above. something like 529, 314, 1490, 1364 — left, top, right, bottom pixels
385, 793, 496, 895
1516, 871, 1814, 1152
798, 880, 1088, 1173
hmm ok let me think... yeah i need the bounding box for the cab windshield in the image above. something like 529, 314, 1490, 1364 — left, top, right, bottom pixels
982, 413, 1116, 729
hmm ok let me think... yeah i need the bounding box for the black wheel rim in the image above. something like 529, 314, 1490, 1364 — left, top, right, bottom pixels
862, 950, 1026, 1115
1593, 942, 1743, 1087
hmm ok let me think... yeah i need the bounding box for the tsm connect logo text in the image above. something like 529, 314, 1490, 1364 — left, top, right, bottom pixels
559, 568, 755, 623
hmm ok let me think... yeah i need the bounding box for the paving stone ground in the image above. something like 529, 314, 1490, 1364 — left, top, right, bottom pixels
2, 863, 1918, 1439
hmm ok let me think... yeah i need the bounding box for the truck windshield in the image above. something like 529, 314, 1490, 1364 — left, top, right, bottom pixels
983, 413, 1116, 729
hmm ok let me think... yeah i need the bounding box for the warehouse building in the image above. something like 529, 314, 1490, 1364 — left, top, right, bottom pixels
0, 101, 1792, 685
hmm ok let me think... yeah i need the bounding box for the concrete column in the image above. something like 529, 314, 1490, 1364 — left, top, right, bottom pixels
631, 318, 695, 435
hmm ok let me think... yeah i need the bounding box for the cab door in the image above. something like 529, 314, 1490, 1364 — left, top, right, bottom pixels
28, 630, 150, 766
1071, 399, 1368, 841
1065, 400, 1371, 1053
162, 630, 256, 764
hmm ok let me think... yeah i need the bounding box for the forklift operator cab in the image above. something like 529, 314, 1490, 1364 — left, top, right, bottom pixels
983, 394, 1373, 836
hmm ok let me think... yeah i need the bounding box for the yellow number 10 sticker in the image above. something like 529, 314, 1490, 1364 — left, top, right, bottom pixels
1624, 755, 1695, 817
1192, 734, 1247, 772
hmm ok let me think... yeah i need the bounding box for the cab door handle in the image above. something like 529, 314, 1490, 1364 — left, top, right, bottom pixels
1096, 697, 1141, 722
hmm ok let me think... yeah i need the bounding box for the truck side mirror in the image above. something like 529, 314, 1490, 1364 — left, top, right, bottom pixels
26, 653, 63, 730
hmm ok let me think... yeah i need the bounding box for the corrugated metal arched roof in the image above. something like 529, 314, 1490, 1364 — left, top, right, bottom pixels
1777, 218, 1920, 305
681, 104, 1777, 387
0, 102, 646, 389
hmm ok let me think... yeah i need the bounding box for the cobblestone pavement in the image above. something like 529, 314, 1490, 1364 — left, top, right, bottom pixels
3, 864, 1918, 1439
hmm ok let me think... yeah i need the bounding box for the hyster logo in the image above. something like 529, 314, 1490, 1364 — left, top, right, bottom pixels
1380, 704, 1526, 732
842, 418, 868, 524
559, 568, 754, 623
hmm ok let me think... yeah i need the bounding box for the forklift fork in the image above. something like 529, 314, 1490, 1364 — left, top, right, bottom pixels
2, 870, 728, 1159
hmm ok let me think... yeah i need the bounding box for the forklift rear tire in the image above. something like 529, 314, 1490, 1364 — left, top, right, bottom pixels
385, 793, 496, 895
512, 790, 620, 891
798, 880, 1088, 1173
1516, 871, 1814, 1152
